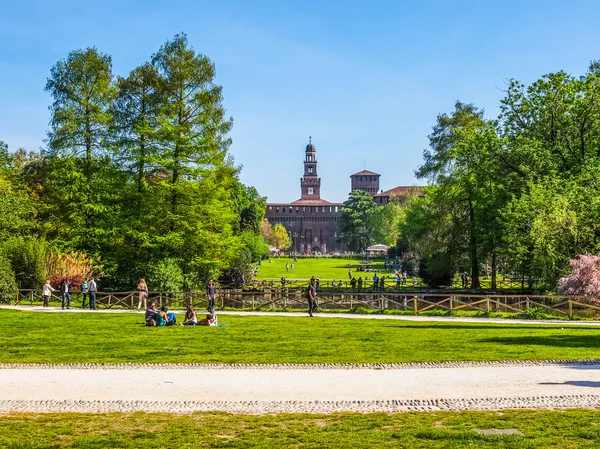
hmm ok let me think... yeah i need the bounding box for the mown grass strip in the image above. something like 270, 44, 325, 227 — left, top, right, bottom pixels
2, 309, 599, 364
0, 409, 599, 448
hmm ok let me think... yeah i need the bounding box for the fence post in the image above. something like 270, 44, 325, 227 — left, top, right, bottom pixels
486, 297, 490, 314
449, 296, 453, 314
15, 290, 19, 305
568, 300, 573, 319
31, 290, 34, 305
413, 296, 418, 315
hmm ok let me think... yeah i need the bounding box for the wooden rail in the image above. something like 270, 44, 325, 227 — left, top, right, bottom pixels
9, 289, 600, 319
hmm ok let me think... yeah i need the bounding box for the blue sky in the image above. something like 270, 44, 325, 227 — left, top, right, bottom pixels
2, 1, 600, 202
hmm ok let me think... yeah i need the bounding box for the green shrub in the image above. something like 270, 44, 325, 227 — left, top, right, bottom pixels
147, 258, 184, 292
518, 307, 550, 320
0, 252, 17, 303
3, 236, 47, 289
418, 252, 454, 288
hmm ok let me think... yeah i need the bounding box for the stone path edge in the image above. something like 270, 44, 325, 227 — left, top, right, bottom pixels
2, 358, 600, 370
2, 395, 600, 413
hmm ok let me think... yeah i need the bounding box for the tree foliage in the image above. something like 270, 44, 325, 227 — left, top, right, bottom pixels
0, 34, 266, 294
339, 190, 378, 252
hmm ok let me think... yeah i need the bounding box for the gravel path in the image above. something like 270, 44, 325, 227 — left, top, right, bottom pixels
1, 363, 599, 413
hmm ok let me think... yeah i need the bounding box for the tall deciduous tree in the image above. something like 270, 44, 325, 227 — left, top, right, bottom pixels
339, 190, 378, 252
147, 34, 240, 285
44, 48, 118, 254
45, 48, 115, 177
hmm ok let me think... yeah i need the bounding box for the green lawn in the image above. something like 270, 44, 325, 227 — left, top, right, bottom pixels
255, 257, 380, 280
1, 410, 599, 448
2, 309, 599, 364
253, 257, 526, 290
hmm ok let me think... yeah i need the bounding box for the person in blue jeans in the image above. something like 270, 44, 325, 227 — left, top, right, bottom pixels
87, 278, 97, 310
60, 279, 71, 310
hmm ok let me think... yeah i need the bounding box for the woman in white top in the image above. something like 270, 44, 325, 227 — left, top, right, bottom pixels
42, 280, 55, 307
137, 279, 148, 311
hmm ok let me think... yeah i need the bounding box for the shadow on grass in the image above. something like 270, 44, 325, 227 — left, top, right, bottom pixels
478, 335, 600, 348
540, 381, 600, 388
390, 324, 597, 331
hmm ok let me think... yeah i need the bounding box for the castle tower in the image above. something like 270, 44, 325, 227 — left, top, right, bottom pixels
350, 170, 380, 195
300, 137, 321, 200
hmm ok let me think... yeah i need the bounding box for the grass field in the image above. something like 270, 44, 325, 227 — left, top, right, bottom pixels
255, 257, 383, 280
2, 309, 599, 364
253, 257, 526, 290
1, 410, 599, 448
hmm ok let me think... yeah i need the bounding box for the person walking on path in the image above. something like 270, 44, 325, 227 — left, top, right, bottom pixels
42, 280, 55, 307
137, 279, 148, 311
307, 277, 318, 317
80, 280, 89, 309
60, 279, 71, 310
286, 263, 289, 272
87, 278, 98, 310
207, 280, 217, 313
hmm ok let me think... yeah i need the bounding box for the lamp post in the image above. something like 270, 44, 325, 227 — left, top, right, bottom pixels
334, 232, 337, 252
293, 232, 298, 253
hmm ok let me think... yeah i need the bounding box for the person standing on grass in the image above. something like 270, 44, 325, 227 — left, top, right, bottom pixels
307, 277, 318, 317
42, 280, 55, 307
372, 273, 379, 291
80, 280, 89, 308
60, 279, 71, 310
350, 276, 357, 292
379, 276, 385, 292
137, 278, 149, 311
348, 269, 352, 280
207, 280, 217, 313
87, 277, 98, 310
357, 277, 363, 292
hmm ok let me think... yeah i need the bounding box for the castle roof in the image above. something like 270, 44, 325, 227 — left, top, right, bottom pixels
350, 170, 380, 177
374, 186, 423, 197
290, 199, 342, 206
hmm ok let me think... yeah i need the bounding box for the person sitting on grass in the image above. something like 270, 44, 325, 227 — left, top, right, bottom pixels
145, 302, 158, 327
157, 305, 176, 326
180, 305, 198, 326
198, 313, 217, 326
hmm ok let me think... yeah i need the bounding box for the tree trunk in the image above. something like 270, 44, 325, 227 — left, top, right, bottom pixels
491, 251, 497, 289
469, 200, 480, 289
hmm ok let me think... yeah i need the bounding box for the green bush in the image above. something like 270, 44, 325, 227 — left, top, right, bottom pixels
147, 258, 184, 292
518, 307, 550, 320
0, 252, 17, 303
418, 252, 454, 288
2, 236, 47, 289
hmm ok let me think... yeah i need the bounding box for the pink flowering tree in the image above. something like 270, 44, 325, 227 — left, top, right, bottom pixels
557, 253, 600, 304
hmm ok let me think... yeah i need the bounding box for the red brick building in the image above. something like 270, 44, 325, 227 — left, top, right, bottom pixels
265, 139, 344, 253
265, 139, 422, 252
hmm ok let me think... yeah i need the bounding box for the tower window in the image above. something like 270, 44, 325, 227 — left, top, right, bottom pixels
308, 188, 314, 195
308, 167, 313, 173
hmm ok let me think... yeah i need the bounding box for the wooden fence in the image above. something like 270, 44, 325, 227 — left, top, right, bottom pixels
11, 289, 600, 319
